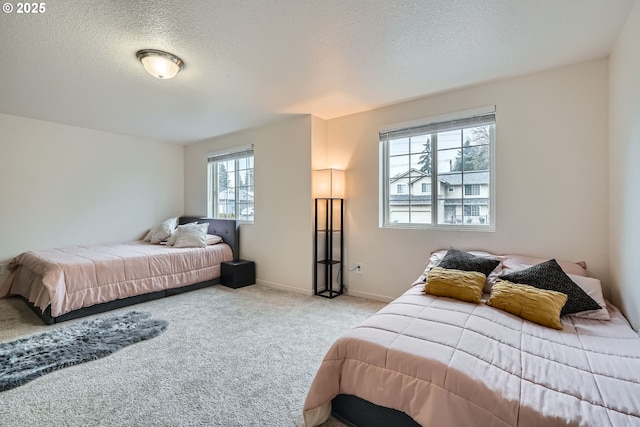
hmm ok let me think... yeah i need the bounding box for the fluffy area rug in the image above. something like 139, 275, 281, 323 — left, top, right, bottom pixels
0, 311, 167, 392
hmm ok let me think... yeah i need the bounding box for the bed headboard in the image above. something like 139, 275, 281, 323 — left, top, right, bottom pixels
179, 216, 239, 260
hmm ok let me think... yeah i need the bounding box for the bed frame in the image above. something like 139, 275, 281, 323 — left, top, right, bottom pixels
23, 216, 239, 325
331, 394, 419, 427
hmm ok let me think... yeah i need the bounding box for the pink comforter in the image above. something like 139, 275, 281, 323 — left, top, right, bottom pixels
304, 283, 640, 426
0, 241, 233, 317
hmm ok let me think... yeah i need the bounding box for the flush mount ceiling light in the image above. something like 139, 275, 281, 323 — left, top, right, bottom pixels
136, 49, 184, 79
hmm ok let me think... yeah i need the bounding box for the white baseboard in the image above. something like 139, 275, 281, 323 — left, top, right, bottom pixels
256, 280, 396, 304
256, 279, 314, 296
345, 289, 394, 303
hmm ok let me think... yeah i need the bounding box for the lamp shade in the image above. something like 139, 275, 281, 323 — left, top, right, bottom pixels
136, 49, 184, 79
313, 169, 345, 199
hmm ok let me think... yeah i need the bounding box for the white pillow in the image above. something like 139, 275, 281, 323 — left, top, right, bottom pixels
145, 217, 178, 244
502, 255, 587, 277
205, 234, 223, 245
166, 222, 198, 246
173, 223, 209, 248
566, 274, 610, 321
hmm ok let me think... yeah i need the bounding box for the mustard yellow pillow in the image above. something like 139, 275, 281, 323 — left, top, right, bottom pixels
424, 267, 485, 304
486, 280, 568, 330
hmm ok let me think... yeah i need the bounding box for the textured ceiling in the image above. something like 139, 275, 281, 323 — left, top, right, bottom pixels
0, 0, 635, 144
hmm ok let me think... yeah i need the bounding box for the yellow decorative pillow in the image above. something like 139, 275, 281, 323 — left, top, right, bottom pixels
486, 280, 568, 330
424, 267, 485, 304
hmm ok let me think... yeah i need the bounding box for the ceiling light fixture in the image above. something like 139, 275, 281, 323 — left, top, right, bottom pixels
136, 49, 184, 79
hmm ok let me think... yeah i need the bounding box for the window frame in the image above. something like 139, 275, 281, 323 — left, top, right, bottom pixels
379, 106, 496, 231
207, 145, 254, 223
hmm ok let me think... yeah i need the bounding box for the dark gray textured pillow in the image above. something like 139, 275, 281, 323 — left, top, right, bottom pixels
499, 259, 601, 315
437, 247, 500, 278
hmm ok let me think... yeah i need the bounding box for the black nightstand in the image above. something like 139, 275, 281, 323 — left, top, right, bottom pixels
221, 260, 256, 289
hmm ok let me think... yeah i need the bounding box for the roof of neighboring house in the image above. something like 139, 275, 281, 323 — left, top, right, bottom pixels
390, 195, 489, 206
438, 171, 490, 185
442, 198, 490, 206
218, 188, 254, 201
389, 195, 432, 205
389, 169, 429, 185
391, 169, 490, 187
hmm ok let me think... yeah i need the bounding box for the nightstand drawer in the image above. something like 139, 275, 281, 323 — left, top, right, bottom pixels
221, 260, 256, 289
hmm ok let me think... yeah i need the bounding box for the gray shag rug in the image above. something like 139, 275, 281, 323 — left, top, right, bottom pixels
0, 311, 167, 392
0, 284, 386, 426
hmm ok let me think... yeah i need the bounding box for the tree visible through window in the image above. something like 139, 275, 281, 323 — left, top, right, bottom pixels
207, 146, 254, 222
380, 109, 495, 229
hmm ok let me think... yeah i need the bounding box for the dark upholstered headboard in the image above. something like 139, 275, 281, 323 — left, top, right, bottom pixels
179, 216, 239, 260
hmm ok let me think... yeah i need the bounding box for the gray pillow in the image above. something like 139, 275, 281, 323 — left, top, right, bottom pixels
437, 247, 500, 278
499, 259, 601, 315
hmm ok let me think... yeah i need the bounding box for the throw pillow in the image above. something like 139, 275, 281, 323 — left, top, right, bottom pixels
499, 259, 601, 315
486, 280, 567, 330
146, 217, 178, 244
166, 222, 199, 246
173, 223, 209, 248
566, 274, 609, 321
424, 267, 485, 304
438, 247, 501, 278
424, 249, 505, 293
205, 234, 223, 245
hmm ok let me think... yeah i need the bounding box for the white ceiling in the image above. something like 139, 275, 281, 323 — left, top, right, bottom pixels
0, 0, 635, 144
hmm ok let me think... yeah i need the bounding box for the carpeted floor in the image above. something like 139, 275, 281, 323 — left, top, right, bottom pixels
0, 284, 386, 427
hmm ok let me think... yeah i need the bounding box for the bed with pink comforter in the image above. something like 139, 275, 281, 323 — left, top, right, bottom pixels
304, 254, 640, 427
1, 217, 237, 324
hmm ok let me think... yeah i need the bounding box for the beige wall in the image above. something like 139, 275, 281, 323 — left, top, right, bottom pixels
184, 115, 314, 294
311, 115, 328, 170
1, 56, 616, 311
327, 59, 610, 302
609, 1, 640, 330
0, 113, 184, 275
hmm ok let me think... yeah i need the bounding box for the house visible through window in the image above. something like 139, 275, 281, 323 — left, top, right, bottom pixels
207, 145, 254, 223
380, 107, 495, 229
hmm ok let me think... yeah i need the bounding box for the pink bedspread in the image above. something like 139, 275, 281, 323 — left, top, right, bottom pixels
304, 282, 640, 426
0, 241, 233, 317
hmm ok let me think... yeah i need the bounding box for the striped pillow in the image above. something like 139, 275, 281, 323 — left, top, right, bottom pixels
424, 267, 485, 304
487, 280, 567, 329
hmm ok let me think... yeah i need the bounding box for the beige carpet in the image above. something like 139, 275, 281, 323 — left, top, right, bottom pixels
0, 285, 385, 426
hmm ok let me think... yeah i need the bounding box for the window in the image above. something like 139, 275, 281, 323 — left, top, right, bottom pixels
464, 184, 481, 196
207, 145, 254, 222
464, 205, 480, 216
380, 107, 495, 230
397, 184, 407, 194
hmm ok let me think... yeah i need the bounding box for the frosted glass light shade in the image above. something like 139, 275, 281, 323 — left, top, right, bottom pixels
314, 169, 345, 199
136, 49, 184, 79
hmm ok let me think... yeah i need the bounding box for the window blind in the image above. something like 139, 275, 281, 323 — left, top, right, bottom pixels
207, 145, 254, 163
379, 112, 495, 141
